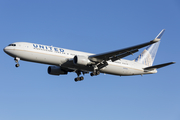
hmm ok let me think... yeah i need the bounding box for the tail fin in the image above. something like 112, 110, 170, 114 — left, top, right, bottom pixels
134, 29, 165, 66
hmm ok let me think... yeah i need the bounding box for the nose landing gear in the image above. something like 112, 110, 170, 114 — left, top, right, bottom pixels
15, 64, 20, 67
14, 57, 20, 67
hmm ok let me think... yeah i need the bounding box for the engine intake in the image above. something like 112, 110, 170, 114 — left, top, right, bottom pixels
48, 66, 68, 75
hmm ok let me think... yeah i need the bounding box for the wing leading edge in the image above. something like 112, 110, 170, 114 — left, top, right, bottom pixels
89, 29, 165, 62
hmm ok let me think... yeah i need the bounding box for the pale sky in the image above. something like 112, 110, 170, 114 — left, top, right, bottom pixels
0, 0, 179, 120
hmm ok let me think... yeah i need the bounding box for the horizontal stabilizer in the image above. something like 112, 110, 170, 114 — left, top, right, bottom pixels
143, 62, 175, 71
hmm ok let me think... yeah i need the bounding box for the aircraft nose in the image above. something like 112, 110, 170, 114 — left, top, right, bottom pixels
3, 47, 7, 53
3, 46, 9, 54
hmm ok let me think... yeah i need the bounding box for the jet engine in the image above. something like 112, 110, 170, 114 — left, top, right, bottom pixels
73, 55, 91, 66
48, 66, 68, 75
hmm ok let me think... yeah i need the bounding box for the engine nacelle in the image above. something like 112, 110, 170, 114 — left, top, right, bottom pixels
48, 66, 68, 75
73, 55, 91, 66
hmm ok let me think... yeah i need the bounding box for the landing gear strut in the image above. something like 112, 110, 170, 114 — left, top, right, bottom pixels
74, 71, 84, 82
14, 57, 20, 68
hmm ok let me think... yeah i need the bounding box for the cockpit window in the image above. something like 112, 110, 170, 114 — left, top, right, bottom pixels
8, 44, 16, 46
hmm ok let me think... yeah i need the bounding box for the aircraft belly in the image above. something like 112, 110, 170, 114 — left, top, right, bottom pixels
100, 64, 144, 76
61, 61, 94, 72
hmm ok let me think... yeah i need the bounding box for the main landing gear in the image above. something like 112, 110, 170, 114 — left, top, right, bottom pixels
90, 70, 100, 76
74, 76, 84, 82
90, 64, 101, 77
74, 70, 100, 82
14, 57, 20, 67
74, 70, 84, 82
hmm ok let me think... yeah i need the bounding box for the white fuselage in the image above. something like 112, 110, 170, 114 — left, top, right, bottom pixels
4, 42, 157, 76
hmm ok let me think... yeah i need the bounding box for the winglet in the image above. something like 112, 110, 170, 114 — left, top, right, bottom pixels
151, 29, 165, 42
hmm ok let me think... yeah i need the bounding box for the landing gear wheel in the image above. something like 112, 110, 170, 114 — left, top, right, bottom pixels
15, 64, 20, 67
80, 76, 84, 80
74, 76, 84, 82
96, 71, 100, 75
90, 73, 94, 76
74, 70, 85, 82
90, 70, 100, 76
74, 78, 78, 82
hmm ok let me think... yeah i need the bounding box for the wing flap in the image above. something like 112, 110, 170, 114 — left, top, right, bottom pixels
111, 49, 139, 62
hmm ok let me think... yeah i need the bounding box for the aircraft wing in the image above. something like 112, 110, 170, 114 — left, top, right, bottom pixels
143, 62, 175, 71
89, 29, 165, 62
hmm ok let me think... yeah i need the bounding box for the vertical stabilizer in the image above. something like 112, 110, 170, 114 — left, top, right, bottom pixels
134, 29, 165, 66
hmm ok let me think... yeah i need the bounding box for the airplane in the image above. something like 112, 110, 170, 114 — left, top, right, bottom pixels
3, 29, 175, 82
